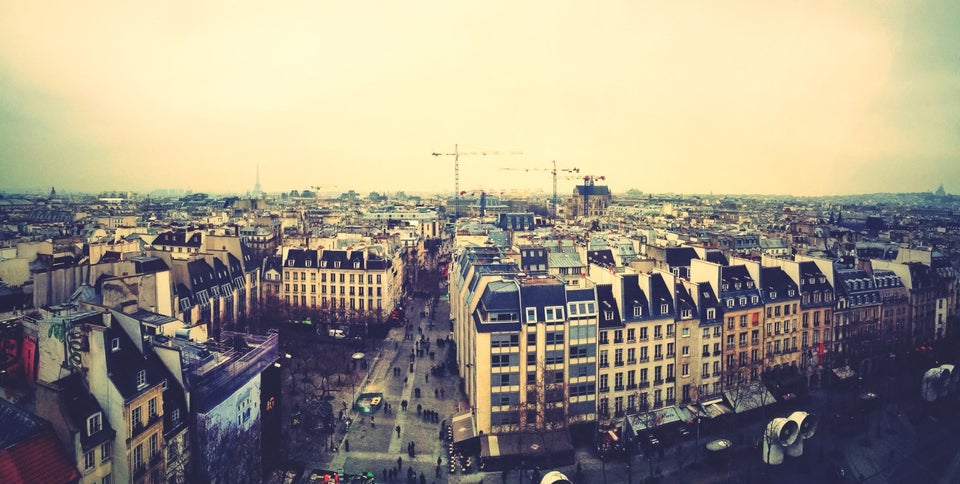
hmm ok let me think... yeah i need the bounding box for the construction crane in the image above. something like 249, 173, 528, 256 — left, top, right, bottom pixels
431, 144, 521, 219
579, 175, 606, 218
459, 189, 490, 217
500, 161, 579, 220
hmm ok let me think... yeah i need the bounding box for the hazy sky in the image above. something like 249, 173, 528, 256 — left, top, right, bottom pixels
0, 1, 957, 197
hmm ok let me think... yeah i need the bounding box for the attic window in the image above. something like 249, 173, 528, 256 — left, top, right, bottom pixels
751, 295, 759, 304
706, 308, 716, 319
788, 290, 795, 297
334, 261, 341, 268
305, 260, 312, 267
321, 261, 327, 268
727, 299, 734, 308
769, 291, 777, 299
136, 370, 147, 389
746, 281, 753, 288
633, 306, 642, 317
111, 338, 120, 352
660, 303, 669, 314
354, 262, 360, 269
87, 412, 102, 436
604, 310, 614, 320
287, 260, 294, 266
734, 283, 741, 290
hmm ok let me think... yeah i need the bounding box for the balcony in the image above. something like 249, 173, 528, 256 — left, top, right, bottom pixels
666, 352, 675, 359
702, 352, 711, 357
614, 338, 624, 344
639, 336, 649, 342
133, 463, 147, 479
627, 337, 636, 343
627, 358, 637, 365
614, 385, 625, 392
599, 339, 609, 345
639, 357, 649, 363
666, 376, 675, 383
666, 398, 676, 406
654, 355, 663, 361
599, 361, 609, 368
614, 410, 626, 418
653, 379, 664, 386
639, 381, 650, 389
713, 350, 722, 356
615, 360, 624, 367
627, 383, 637, 390
599, 386, 610, 393
739, 341, 748, 348
726, 344, 735, 350
654, 335, 663, 341
751, 339, 760, 346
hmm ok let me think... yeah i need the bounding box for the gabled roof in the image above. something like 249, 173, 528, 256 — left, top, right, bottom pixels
760, 267, 799, 302
664, 247, 700, 267
620, 274, 648, 323
704, 251, 728, 265
55, 373, 115, 450
596, 284, 622, 328
519, 277, 567, 322
648, 273, 674, 317
154, 231, 202, 248
0, 399, 81, 484
103, 327, 167, 401
587, 249, 615, 268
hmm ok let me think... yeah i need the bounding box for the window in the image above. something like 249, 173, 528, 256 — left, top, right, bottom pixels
132, 406, 142, 428
682, 345, 689, 357
149, 433, 158, 459
87, 412, 102, 436
136, 370, 147, 389
133, 444, 143, 470
706, 308, 716, 319
634, 306, 642, 317
84, 450, 95, 470
111, 338, 120, 352
526, 308, 536, 322
148, 397, 157, 418
102, 475, 111, 484
681, 328, 689, 337
100, 442, 111, 462
627, 328, 635, 341
660, 303, 669, 314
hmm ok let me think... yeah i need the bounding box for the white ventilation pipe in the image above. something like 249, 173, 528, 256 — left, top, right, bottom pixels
784, 411, 818, 457
922, 367, 945, 402
762, 417, 799, 465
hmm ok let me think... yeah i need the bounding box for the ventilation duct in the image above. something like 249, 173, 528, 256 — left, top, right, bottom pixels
762, 417, 799, 465
784, 411, 818, 457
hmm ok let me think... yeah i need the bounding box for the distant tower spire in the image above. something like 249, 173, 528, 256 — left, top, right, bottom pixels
49, 186, 57, 198
253, 164, 263, 196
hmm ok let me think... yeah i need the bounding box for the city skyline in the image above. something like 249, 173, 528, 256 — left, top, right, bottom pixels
1, 1, 958, 196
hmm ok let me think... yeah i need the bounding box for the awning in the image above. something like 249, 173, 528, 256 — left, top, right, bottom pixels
451, 411, 475, 444
480, 429, 573, 458
723, 381, 777, 414
625, 405, 693, 433
833, 366, 857, 381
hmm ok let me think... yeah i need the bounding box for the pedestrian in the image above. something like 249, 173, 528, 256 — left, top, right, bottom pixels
436, 464, 441, 478
397, 456, 403, 472
440, 387, 445, 398
344, 439, 349, 452
425, 373, 429, 383
396, 425, 401, 437
417, 404, 422, 416
435, 388, 440, 398
420, 472, 426, 484
383, 468, 388, 481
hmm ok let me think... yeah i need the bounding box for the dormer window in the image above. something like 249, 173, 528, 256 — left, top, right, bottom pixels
739, 297, 747, 306
722, 283, 729, 290
354, 262, 360, 269
305, 260, 312, 267
727, 299, 734, 308
746, 281, 753, 288
287, 260, 294, 267
634, 306, 642, 317
111, 338, 120, 352
660, 303, 669, 315
334, 261, 341, 268
136, 370, 147, 389
321, 261, 327, 268
751, 295, 759, 304
769, 291, 777, 299
87, 412, 102, 436
706, 308, 716, 319
681, 309, 692, 319
734, 283, 741, 290
604, 310, 614, 320
788, 290, 795, 297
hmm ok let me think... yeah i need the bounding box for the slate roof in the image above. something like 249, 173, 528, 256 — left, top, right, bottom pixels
619, 274, 649, 323
760, 267, 799, 302
704, 251, 728, 265
835, 269, 881, 307
132, 256, 169, 274
587, 249, 615, 268
55, 373, 115, 451
648, 273, 675, 318
675, 283, 698, 319
154, 231, 202, 248
547, 251, 583, 269
0, 399, 81, 484
797, 261, 834, 308
596, 284, 622, 328
518, 277, 567, 322
103, 326, 167, 401
719, 265, 762, 311
575, 184, 611, 196
287, 249, 319, 269
664, 247, 700, 268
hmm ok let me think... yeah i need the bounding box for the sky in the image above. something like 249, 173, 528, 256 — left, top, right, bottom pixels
0, 1, 957, 197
